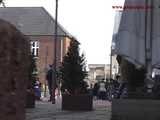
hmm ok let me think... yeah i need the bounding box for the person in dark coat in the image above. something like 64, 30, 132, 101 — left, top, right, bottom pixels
93, 82, 99, 99
46, 65, 53, 101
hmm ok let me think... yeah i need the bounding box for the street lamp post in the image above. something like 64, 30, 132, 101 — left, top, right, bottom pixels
52, 0, 59, 104
107, 47, 113, 100
110, 46, 112, 82
44, 46, 48, 97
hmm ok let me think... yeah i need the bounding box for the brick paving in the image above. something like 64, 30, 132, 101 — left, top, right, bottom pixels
26, 98, 111, 120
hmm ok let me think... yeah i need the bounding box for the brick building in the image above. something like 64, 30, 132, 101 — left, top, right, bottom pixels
0, 7, 72, 84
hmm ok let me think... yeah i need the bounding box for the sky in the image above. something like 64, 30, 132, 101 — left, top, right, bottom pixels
4, 0, 124, 65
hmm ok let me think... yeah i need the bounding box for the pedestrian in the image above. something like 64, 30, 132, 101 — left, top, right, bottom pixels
46, 65, 53, 101
34, 78, 41, 100
117, 81, 127, 98
88, 84, 93, 96
98, 80, 107, 100
93, 82, 99, 100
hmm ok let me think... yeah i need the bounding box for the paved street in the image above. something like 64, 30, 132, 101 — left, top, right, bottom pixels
26, 98, 111, 120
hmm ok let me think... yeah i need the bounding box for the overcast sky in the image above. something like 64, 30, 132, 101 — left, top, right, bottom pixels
4, 0, 124, 65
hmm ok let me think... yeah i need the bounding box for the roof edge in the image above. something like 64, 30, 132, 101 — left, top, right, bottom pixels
41, 7, 73, 38
1, 6, 44, 8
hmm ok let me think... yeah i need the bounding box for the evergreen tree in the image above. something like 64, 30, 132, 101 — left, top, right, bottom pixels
28, 54, 37, 89
26, 54, 37, 108
59, 39, 88, 95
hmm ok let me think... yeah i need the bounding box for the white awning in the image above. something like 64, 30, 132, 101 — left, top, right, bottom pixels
112, 0, 160, 68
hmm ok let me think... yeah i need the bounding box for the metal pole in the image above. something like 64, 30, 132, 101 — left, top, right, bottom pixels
144, 0, 154, 93
110, 51, 112, 82
104, 64, 106, 81
44, 46, 48, 97
52, 0, 58, 104
109, 48, 113, 100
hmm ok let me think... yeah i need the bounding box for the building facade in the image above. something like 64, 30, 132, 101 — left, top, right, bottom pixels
0, 7, 72, 84
88, 64, 110, 86
88, 62, 119, 86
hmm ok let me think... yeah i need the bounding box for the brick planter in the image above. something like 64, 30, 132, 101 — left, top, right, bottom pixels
26, 90, 35, 108
112, 99, 160, 120
62, 94, 93, 111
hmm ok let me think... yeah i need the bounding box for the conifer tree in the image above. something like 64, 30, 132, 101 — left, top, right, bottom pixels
60, 39, 88, 95
28, 54, 37, 89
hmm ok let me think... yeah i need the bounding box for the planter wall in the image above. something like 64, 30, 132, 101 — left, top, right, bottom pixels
62, 94, 93, 111
26, 90, 35, 108
112, 99, 160, 120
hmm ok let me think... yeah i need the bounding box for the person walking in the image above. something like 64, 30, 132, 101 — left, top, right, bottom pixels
34, 78, 41, 100
46, 65, 53, 101
93, 82, 99, 100
98, 80, 107, 100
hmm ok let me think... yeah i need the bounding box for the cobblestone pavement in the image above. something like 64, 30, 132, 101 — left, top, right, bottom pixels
26, 98, 111, 120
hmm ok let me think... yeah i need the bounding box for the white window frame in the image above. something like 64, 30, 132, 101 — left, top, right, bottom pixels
31, 41, 39, 57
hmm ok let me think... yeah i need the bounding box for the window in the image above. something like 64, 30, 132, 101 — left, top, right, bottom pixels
31, 41, 39, 57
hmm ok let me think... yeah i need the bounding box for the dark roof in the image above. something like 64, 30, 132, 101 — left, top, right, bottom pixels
0, 7, 68, 36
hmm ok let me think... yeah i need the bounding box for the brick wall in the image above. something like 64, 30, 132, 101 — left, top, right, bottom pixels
29, 35, 71, 85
